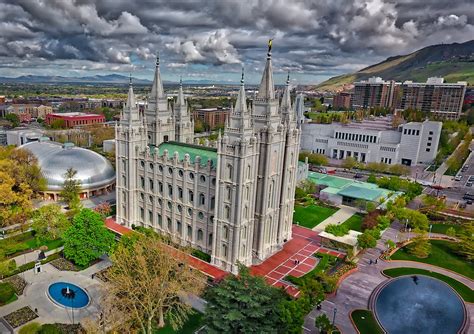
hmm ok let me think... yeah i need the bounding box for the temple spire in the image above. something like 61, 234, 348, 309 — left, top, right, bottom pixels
122, 74, 139, 123
257, 39, 275, 100
150, 52, 164, 100
176, 76, 186, 107
234, 67, 247, 115
126, 74, 136, 108
281, 71, 291, 110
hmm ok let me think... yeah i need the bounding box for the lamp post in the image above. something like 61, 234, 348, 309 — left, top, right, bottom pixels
408, 228, 412, 241
429, 224, 433, 239
332, 307, 337, 327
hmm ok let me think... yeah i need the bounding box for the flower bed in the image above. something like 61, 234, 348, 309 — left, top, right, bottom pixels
3, 275, 27, 295
4, 306, 38, 328
49, 258, 79, 271
50, 323, 84, 334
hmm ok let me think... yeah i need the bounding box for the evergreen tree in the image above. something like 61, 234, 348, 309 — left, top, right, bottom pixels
205, 265, 286, 333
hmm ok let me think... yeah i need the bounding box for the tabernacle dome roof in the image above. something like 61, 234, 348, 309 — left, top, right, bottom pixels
21, 140, 115, 191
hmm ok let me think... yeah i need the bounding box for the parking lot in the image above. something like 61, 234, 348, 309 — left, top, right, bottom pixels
451, 151, 474, 188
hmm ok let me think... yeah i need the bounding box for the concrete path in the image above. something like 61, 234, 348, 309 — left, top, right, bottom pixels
304, 224, 474, 334
0, 257, 110, 332
313, 205, 358, 232
12, 247, 63, 267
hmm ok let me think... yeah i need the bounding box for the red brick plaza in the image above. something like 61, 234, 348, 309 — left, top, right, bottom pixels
105, 218, 345, 297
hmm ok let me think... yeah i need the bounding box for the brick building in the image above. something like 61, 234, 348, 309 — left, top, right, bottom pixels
46, 112, 105, 128
333, 92, 352, 110
193, 107, 230, 129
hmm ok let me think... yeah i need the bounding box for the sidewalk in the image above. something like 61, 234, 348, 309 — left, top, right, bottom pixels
11, 247, 63, 267
313, 205, 358, 232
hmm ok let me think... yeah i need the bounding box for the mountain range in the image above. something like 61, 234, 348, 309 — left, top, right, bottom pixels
0, 74, 153, 84
316, 40, 474, 92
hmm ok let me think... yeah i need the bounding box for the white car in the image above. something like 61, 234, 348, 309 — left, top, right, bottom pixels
455, 175, 462, 181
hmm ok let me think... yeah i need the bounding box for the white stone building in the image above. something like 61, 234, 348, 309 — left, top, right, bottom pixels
115, 49, 301, 273
301, 118, 441, 166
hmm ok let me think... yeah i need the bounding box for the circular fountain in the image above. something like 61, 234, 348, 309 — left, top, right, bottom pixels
371, 275, 467, 334
47, 282, 90, 309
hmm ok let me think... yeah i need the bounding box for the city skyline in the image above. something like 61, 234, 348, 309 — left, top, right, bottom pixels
0, 0, 473, 84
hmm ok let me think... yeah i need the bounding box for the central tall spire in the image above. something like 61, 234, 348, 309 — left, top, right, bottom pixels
257, 39, 275, 100
150, 53, 164, 101
176, 76, 186, 108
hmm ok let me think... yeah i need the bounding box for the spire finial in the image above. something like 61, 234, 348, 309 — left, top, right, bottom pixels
286, 71, 290, 85
129, 73, 132, 86
267, 38, 273, 57
156, 52, 160, 67
180, 75, 182, 86
240, 67, 244, 85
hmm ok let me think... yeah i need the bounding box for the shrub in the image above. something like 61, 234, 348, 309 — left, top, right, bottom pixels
358, 230, 378, 249
325, 224, 349, 237
38, 324, 62, 334
445, 227, 457, 237
0, 282, 15, 304
19, 322, 41, 334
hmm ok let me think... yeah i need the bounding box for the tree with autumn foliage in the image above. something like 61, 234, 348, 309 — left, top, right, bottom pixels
105, 234, 206, 333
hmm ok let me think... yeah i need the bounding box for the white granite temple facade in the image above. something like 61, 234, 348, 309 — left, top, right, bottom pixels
115, 48, 301, 273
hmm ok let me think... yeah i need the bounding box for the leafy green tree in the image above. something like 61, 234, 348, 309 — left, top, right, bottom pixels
315, 313, 334, 333
60, 168, 82, 216
50, 119, 66, 129
342, 157, 358, 170
455, 221, 473, 261
205, 265, 286, 333
63, 209, 115, 266
358, 230, 378, 249
5, 113, 19, 127
367, 173, 377, 183
31, 204, 70, 243
407, 231, 431, 258
299, 151, 328, 166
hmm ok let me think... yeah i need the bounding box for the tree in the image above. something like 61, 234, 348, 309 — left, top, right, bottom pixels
315, 314, 334, 333
94, 202, 112, 218
358, 230, 378, 249
466, 109, 474, 125
445, 227, 456, 237
50, 119, 66, 129
31, 204, 70, 243
455, 221, 473, 261
407, 231, 431, 258
5, 113, 19, 127
104, 235, 205, 333
194, 119, 205, 133
299, 151, 328, 166
367, 173, 377, 183
342, 157, 358, 170
60, 168, 81, 208
63, 209, 115, 266
205, 265, 286, 333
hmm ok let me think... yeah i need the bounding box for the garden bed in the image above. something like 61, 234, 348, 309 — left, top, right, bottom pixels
49, 257, 80, 271
95, 268, 110, 282
4, 306, 38, 328
0, 231, 63, 259
3, 275, 27, 295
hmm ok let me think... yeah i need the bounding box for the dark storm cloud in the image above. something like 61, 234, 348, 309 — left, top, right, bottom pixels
0, 0, 472, 83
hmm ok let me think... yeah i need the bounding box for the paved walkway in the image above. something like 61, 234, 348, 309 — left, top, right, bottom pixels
12, 247, 63, 267
313, 205, 358, 232
303, 225, 474, 334
251, 226, 345, 298
0, 258, 110, 332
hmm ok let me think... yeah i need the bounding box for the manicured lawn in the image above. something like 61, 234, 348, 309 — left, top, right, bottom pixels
340, 214, 364, 232
0, 231, 63, 258
350, 309, 383, 334
156, 312, 203, 334
383, 267, 474, 302
293, 204, 338, 229
391, 240, 474, 280
286, 253, 339, 286
430, 223, 463, 235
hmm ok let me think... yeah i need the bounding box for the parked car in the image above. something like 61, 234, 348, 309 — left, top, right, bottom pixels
353, 173, 363, 179
455, 175, 463, 181
467, 200, 473, 205
467, 182, 473, 187
469, 176, 474, 182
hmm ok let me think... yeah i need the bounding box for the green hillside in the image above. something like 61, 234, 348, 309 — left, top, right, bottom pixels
316, 40, 474, 92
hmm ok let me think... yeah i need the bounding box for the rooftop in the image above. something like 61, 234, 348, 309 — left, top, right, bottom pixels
49, 112, 103, 118
156, 141, 217, 167
308, 172, 392, 202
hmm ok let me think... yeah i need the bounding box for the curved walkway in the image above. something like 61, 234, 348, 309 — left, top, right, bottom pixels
303, 226, 473, 334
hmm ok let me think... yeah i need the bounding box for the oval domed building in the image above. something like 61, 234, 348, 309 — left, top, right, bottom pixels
21, 139, 115, 201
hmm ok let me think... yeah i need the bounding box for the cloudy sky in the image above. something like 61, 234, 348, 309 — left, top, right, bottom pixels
0, 0, 473, 84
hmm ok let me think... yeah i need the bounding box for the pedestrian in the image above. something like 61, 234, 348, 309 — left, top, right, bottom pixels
369, 259, 372, 265
375, 259, 378, 264
294, 259, 297, 266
